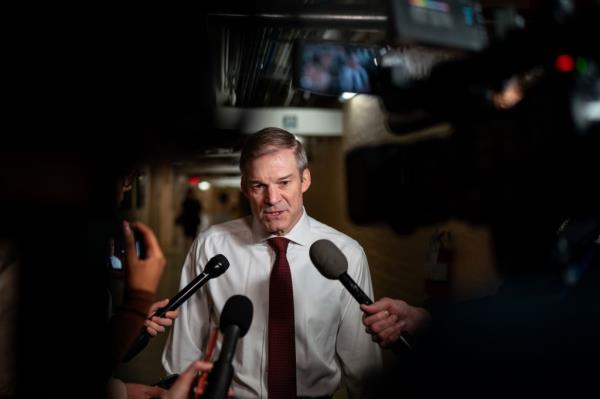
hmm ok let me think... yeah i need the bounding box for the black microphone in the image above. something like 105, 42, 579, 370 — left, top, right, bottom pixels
203, 295, 253, 399
309, 239, 413, 354
122, 254, 230, 362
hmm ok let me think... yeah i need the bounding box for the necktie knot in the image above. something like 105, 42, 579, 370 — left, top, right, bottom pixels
268, 237, 289, 255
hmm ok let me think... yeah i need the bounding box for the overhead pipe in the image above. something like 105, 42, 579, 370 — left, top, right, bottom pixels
207, 6, 389, 31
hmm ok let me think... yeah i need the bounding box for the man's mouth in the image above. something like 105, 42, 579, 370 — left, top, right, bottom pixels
264, 210, 285, 218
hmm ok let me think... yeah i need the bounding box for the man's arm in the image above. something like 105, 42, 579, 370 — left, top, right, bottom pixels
335, 246, 383, 399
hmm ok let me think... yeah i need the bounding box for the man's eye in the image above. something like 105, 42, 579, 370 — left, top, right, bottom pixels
280, 181, 289, 186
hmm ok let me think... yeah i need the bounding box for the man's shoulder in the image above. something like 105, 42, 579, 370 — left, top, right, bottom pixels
307, 216, 363, 252
200, 216, 252, 242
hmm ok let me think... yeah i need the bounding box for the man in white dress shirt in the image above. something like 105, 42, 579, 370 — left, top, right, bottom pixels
162, 127, 382, 398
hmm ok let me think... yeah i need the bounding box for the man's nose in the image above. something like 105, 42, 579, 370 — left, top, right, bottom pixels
265, 185, 281, 205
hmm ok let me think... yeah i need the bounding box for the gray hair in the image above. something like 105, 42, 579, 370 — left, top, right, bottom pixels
239, 127, 308, 177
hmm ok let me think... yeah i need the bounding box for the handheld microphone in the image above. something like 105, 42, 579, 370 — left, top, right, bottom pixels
122, 254, 230, 362
203, 295, 253, 399
309, 239, 413, 354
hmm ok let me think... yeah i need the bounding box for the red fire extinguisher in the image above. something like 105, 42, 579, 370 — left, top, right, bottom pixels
424, 229, 454, 304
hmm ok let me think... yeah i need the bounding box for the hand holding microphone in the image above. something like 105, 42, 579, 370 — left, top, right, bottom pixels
361, 298, 431, 349
122, 254, 230, 362
162, 361, 234, 399
309, 239, 414, 354
144, 298, 179, 336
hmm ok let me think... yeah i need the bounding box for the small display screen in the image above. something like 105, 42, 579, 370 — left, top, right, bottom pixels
293, 40, 380, 95
391, 0, 488, 51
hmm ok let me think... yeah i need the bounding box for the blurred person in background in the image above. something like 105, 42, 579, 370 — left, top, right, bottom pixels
176, 188, 203, 250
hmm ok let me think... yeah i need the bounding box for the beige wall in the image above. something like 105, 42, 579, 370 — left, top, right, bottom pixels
131, 99, 501, 305
303, 96, 501, 306
148, 161, 176, 250
304, 136, 431, 305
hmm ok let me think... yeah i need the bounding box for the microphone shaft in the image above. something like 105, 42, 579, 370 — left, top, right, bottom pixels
122, 331, 151, 363
218, 325, 241, 364
155, 272, 210, 317
123, 272, 211, 362
202, 361, 233, 399
391, 332, 413, 354
338, 272, 413, 352
339, 273, 372, 305
203, 325, 241, 399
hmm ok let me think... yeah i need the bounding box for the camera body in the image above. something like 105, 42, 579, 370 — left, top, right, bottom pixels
293, 0, 600, 231
108, 219, 147, 271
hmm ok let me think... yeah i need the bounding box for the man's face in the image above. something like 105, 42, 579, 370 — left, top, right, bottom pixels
243, 148, 311, 235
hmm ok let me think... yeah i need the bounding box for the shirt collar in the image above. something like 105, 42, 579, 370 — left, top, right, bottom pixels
251, 207, 311, 247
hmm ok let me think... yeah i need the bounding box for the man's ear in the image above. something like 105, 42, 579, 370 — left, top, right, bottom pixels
301, 168, 311, 193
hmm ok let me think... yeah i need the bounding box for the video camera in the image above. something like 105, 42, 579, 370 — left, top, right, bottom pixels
296, 0, 600, 233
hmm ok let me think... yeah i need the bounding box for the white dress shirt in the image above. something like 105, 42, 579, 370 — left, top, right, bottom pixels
162, 209, 383, 398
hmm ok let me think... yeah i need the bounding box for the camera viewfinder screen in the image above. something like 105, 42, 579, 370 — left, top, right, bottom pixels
294, 41, 379, 95
391, 0, 488, 51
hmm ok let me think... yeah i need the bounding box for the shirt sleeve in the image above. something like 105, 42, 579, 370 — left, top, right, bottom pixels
162, 236, 212, 374
335, 245, 383, 399
109, 288, 155, 371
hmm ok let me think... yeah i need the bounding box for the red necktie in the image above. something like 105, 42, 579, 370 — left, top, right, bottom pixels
267, 237, 297, 399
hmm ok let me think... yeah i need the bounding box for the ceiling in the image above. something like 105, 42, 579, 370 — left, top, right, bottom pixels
204, 0, 542, 109
206, 1, 390, 109
166, 0, 546, 164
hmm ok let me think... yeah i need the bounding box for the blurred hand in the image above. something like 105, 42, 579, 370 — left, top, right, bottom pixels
125, 383, 166, 399
145, 298, 179, 337
361, 297, 431, 348
123, 221, 166, 294
164, 361, 234, 399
